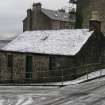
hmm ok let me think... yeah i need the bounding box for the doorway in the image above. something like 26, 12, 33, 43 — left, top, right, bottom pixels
26, 55, 32, 81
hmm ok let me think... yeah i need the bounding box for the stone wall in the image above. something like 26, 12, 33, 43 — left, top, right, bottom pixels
0, 53, 26, 83
0, 53, 11, 82
32, 55, 49, 82
31, 10, 52, 30
0, 52, 76, 83
76, 32, 105, 75
51, 21, 73, 29
23, 6, 75, 31
13, 54, 26, 82
0, 52, 50, 83
51, 20, 60, 30
49, 56, 77, 81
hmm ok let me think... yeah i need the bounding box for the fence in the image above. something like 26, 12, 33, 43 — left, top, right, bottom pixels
0, 63, 105, 85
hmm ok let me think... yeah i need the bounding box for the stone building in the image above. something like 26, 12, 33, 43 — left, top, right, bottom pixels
76, 0, 105, 32
0, 4, 105, 83
23, 3, 76, 32
0, 16, 105, 83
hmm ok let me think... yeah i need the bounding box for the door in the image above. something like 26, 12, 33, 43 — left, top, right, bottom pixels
7, 55, 13, 82
26, 55, 32, 81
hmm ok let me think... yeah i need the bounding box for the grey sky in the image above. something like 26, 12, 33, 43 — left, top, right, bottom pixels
0, 0, 68, 38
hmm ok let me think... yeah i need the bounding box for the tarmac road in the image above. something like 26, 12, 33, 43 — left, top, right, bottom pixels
0, 77, 105, 104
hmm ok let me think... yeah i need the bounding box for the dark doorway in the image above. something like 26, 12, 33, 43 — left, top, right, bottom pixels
26, 55, 32, 81
7, 55, 13, 82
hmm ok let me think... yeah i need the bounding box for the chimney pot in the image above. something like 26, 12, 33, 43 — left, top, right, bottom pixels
33, 2, 42, 7
27, 9, 32, 16
89, 11, 101, 32
32, 2, 42, 11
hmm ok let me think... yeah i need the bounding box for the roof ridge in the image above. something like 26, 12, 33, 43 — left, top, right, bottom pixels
42, 8, 58, 12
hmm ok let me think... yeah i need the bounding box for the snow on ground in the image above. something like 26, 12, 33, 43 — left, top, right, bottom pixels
0, 77, 105, 105
0, 86, 60, 105
0, 70, 104, 105
63, 69, 105, 85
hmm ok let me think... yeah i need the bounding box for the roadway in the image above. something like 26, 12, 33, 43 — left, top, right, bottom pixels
0, 77, 105, 104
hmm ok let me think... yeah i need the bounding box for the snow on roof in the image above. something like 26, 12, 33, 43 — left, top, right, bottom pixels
2, 29, 93, 56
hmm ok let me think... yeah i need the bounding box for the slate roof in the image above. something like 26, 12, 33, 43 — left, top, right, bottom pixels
2, 29, 93, 56
41, 8, 75, 22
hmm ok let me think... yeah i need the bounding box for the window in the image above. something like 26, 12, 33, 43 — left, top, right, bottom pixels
49, 56, 56, 70
26, 55, 32, 80
0, 58, 1, 72
7, 55, 13, 68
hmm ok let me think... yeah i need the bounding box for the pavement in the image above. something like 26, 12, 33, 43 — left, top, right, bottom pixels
0, 77, 105, 104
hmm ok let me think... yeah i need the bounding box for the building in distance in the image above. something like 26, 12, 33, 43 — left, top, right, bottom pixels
23, 3, 76, 32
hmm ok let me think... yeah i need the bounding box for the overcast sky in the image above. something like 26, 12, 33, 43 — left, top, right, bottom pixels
0, 0, 68, 38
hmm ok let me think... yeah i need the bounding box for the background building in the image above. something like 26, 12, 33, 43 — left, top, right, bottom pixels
76, 0, 105, 32
23, 3, 76, 32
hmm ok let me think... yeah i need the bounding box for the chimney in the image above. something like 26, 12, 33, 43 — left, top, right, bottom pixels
27, 9, 32, 17
69, 8, 76, 23
32, 2, 42, 11
89, 11, 101, 32
27, 9, 32, 30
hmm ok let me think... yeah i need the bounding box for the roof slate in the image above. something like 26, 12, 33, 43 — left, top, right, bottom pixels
2, 29, 93, 56
41, 8, 75, 22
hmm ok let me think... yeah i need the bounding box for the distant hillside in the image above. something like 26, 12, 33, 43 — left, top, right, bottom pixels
0, 33, 18, 48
